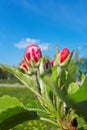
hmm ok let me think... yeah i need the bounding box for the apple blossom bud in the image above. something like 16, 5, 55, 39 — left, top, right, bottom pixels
24, 44, 42, 66
60, 48, 70, 63
59, 50, 73, 67
55, 48, 73, 67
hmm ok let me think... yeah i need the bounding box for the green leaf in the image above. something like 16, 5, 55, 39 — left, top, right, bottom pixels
76, 101, 87, 122
68, 82, 79, 95
0, 95, 38, 130
69, 76, 87, 102
26, 101, 39, 109
42, 75, 87, 123
77, 117, 87, 129
0, 64, 39, 94
66, 71, 75, 87
51, 67, 58, 84
80, 71, 85, 84
68, 76, 87, 123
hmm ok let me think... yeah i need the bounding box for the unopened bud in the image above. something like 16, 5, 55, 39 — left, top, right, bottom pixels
24, 44, 42, 67
55, 48, 73, 67
39, 57, 52, 76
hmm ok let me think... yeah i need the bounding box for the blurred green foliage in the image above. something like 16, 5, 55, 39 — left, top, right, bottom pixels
0, 86, 57, 130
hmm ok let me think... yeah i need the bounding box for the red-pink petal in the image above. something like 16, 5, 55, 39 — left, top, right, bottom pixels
60, 48, 70, 63
20, 61, 28, 71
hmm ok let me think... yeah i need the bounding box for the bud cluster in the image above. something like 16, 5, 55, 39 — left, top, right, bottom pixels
19, 44, 73, 96
19, 44, 55, 75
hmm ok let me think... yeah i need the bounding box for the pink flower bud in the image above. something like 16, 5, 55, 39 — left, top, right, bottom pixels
25, 44, 42, 65
20, 61, 29, 71
60, 48, 70, 63
50, 60, 54, 66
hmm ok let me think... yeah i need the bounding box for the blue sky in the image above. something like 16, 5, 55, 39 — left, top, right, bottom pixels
0, 0, 87, 66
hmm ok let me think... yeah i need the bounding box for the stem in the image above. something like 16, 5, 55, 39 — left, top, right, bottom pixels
57, 100, 62, 119
27, 108, 50, 115
53, 95, 57, 110
35, 68, 41, 94
40, 117, 60, 127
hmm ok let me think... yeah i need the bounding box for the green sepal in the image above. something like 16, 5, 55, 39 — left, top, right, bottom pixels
54, 53, 60, 66
39, 57, 46, 76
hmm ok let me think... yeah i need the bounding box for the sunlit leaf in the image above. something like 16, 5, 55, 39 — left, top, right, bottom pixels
0, 95, 38, 130
42, 75, 87, 123
70, 76, 87, 102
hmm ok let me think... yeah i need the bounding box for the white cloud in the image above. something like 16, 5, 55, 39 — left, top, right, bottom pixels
25, 38, 40, 44
14, 37, 50, 51
39, 43, 50, 51
25, 38, 31, 42
14, 42, 28, 49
